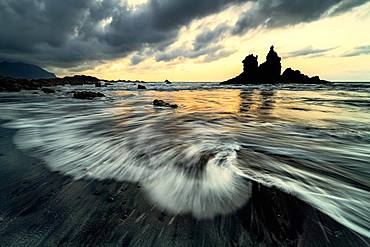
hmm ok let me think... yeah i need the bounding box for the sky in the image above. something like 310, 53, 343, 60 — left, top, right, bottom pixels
0, 0, 369, 81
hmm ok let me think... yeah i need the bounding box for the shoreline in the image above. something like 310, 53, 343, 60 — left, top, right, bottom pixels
0, 122, 368, 246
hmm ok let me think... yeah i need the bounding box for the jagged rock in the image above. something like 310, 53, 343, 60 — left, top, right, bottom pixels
41, 88, 55, 94
138, 84, 146, 89
243, 54, 259, 81
153, 99, 178, 108
222, 46, 328, 85
282, 68, 327, 84
164, 79, 172, 84
258, 46, 282, 83
73, 91, 105, 99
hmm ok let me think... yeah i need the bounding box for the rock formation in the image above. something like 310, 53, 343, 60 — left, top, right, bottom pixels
153, 99, 178, 108
223, 46, 328, 84
73, 91, 105, 100
258, 46, 282, 83
281, 68, 324, 84
41, 88, 56, 94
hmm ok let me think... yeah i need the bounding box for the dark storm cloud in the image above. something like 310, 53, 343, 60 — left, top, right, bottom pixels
0, 0, 243, 68
156, 0, 367, 63
155, 45, 226, 62
0, 0, 368, 70
283, 46, 337, 58
232, 0, 368, 35
193, 24, 230, 51
342, 45, 370, 57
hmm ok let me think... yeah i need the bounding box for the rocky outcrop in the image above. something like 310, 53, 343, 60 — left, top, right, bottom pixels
281, 68, 327, 84
223, 46, 328, 84
164, 79, 172, 84
258, 46, 282, 83
138, 84, 147, 89
153, 99, 178, 108
73, 91, 105, 100
41, 88, 56, 94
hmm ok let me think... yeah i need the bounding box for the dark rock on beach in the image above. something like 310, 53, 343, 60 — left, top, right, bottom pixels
73, 91, 105, 100
41, 88, 55, 94
138, 84, 147, 89
153, 99, 178, 108
222, 46, 328, 84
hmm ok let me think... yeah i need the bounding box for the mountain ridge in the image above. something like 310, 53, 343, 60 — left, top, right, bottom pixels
0, 61, 56, 79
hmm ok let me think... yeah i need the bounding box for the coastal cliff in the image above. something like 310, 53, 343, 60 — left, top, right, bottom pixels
222, 46, 328, 84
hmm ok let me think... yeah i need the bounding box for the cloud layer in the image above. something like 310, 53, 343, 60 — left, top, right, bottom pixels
0, 0, 367, 70
343, 45, 370, 57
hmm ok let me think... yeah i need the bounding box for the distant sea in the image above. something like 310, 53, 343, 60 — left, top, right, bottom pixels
0, 82, 369, 246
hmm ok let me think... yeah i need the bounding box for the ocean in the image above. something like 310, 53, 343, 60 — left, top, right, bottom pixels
0, 82, 369, 246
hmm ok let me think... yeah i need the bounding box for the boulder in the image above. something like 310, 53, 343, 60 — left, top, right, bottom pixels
138, 84, 147, 89
41, 88, 55, 94
73, 91, 105, 100
153, 99, 178, 108
164, 79, 172, 84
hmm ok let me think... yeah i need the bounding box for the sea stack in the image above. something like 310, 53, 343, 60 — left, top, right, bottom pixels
222, 46, 328, 84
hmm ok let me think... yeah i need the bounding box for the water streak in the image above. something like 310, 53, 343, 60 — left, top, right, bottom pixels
0, 83, 369, 237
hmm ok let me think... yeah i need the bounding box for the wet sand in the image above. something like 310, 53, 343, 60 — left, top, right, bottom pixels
0, 123, 369, 246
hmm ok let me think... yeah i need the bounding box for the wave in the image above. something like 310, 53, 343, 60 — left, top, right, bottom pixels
0, 86, 369, 238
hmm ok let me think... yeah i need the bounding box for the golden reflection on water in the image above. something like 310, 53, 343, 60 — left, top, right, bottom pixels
112, 90, 242, 116
271, 90, 369, 126
111, 89, 369, 126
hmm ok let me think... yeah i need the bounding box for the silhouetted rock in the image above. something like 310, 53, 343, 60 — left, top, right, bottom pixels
281, 68, 327, 84
243, 54, 259, 81
164, 79, 172, 84
73, 91, 105, 100
153, 99, 178, 108
138, 84, 146, 89
258, 46, 282, 83
41, 88, 55, 94
62, 75, 100, 84
222, 46, 328, 84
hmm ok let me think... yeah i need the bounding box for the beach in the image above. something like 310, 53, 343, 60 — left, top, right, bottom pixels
0, 82, 369, 246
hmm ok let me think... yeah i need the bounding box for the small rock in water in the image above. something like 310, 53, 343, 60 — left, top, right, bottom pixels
73, 91, 105, 99
41, 88, 55, 94
153, 99, 178, 108
164, 79, 172, 84
138, 84, 146, 89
